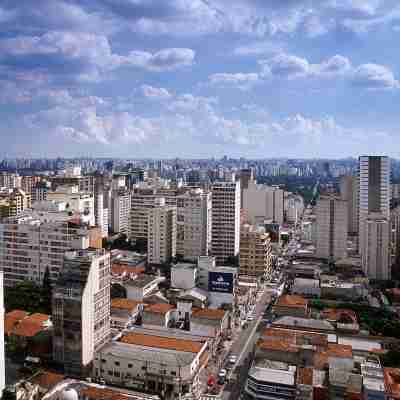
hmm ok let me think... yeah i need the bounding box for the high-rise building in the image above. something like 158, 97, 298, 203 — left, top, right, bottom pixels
239, 225, 272, 278
243, 179, 284, 225
363, 213, 390, 280
176, 188, 211, 261
0, 272, 5, 396
147, 198, 177, 265
0, 209, 90, 287
359, 156, 390, 276
315, 196, 348, 261
340, 175, 359, 235
239, 169, 253, 208
110, 189, 131, 234
0, 172, 18, 190
52, 249, 111, 376
211, 181, 240, 265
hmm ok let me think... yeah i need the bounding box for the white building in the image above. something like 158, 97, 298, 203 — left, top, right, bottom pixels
47, 185, 95, 226
211, 181, 240, 265
340, 175, 359, 235
363, 213, 390, 280
316, 196, 348, 261
243, 179, 284, 225
111, 189, 131, 234
148, 198, 177, 265
52, 249, 111, 376
171, 263, 197, 290
284, 193, 304, 225
359, 156, 390, 260
0, 272, 5, 396
176, 189, 211, 261
0, 209, 90, 287
94, 190, 108, 238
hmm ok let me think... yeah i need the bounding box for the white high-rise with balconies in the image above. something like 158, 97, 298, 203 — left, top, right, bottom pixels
316, 195, 348, 261
340, 175, 359, 235
176, 188, 211, 261
211, 181, 240, 265
359, 156, 390, 278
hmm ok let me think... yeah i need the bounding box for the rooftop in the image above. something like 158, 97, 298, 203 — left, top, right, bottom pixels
144, 303, 174, 314
327, 343, 353, 358
297, 367, 313, 386
5, 310, 29, 335
384, 368, 400, 398
81, 386, 131, 400
126, 275, 160, 288
8, 312, 51, 337
192, 308, 226, 320
119, 332, 205, 353
112, 263, 146, 276
258, 338, 299, 353
30, 371, 65, 390
111, 298, 143, 312
273, 316, 335, 332
322, 309, 358, 324
249, 360, 296, 386
276, 294, 308, 308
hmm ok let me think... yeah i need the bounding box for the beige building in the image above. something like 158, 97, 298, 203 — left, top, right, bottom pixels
110, 189, 131, 234
316, 196, 348, 261
148, 198, 177, 265
0, 209, 90, 287
176, 188, 211, 261
52, 249, 111, 376
340, 175, 359, 235
211, 181, 240, 265
363, 213, 390, 280
239, 225, 272, 278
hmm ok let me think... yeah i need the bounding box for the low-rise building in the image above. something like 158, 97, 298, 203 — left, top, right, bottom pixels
141, 303, 175, 329
273, 295, 309, 318
190, 308, 229, 341
171, 263, 197, 290
110, 299, 144, 331
292, 278, 321, 297
125, 275, 163, 301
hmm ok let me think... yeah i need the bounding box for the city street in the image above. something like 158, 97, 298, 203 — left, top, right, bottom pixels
220, 289, 273, 400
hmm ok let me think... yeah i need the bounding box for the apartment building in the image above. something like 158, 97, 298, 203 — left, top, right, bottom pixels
52, 249, 111, 376
0, 272, 5, 396
176, 188, 211, 261
110, 189, 131, 234
243, 179, 284, 225
316, 196, 348, 261
147, 198, 177, 265
340, 175, 359, 235
0, 172, 19, 190
211, 181, 240, 265
0, 209, 90, 287
93, 332, 208, 397
239, 225, 272, 278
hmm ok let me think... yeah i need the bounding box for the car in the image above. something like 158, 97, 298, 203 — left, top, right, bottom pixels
228, 355, 237, 365
218, 369, 227, 384
247, 315, 255, 321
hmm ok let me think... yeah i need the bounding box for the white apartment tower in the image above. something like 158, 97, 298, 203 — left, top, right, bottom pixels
176, 188, 212, 261
110, 189, 131, 234
52, 249, 111, 376
359, 156, 390, 278
148, 198, 177, 265
316, 196, 348, 261
363, 213, 390, 280
211, 181, 240, 265
340, 175, 359, 235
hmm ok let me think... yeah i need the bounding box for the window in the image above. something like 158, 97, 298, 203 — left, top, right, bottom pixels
128, 363, 133, 368
114, 361, 120, 366
171, 371, 176, 376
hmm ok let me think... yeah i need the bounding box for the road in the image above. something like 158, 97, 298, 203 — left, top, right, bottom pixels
221, 289, 272, 400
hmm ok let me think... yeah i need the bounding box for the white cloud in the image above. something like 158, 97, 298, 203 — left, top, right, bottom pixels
351, 63, 400, 89
208, 73, 260, 89
233, 40, 283, 56
140, 84, 172, 100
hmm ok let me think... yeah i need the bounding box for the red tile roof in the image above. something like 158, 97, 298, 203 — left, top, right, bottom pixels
5, 310, 29, 335
384, 368, 400, 399
81, 387, 129, 400
31, 371, 65, 390
112, 263, 145, 276
276, 295, 308, 308
298, 367, 314, 385
327, 343, 353, 358
322, 309, 357, 324
262, 327, 328, 347
192, 308, 226, 320
144, 303, 174, 314
11, 313, 50, 338
258, 338, 299, 353
119, 332, 205, 353
111, 299, 142, 312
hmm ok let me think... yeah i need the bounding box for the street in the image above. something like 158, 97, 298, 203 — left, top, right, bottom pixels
220, 289, 273, 400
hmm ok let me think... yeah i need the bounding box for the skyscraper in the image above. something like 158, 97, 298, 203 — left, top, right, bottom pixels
211, 181, 240, 265
52, 249, 111, 376
359, 156, 390, 278
340, 175, 359, 235
316, 196, 348, 261
0, 272, 5, 396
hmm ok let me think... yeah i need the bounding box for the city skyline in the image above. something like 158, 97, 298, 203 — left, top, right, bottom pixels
2, 1, 400, 158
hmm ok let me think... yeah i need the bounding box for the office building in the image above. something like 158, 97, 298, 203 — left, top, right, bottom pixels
52, 249, 111, 376
148, 198, 177, 265
0, 208, 90, 287
239, 169, 253, 208
363, 213, 390, 280
243, 179, 284, 225
239, 225, 272, 278
0, 172, 18, 190
110, 189, 131, 234
32, 181, 50, 203
316, 196, 348, 261
176, 189, 211, 261
0, 272, 5, 396
340, 175, 359, 235
211, 181, 240, 265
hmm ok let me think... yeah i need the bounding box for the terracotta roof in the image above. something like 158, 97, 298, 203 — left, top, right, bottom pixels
262, 327, 328, 347
5, 310, 29, 335
298, 367, 313, 385
327, 343, 353, 358
144, 303, 174, 314
276, 295, 308, 308
384, 368, 400, 398
28, 313, 50, 324
111, 298, 142, 312
119, 332, 205, 353
30, 371, 65, 390
192, 308, 226, 320
81, 386, 129, 400
12, 320, 46, 337
112, 263, 145, 276
322, 309, 357, 324
258, 338, 299, 353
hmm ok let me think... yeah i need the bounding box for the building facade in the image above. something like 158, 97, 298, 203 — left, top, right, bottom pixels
340, 175, 359, 235
52, 249, 111, 376
211, 182, 240, 265
176, 189, 211, 261
111, 189, 131, 234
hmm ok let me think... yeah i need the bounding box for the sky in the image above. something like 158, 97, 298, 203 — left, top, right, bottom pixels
1, 0, 400, 159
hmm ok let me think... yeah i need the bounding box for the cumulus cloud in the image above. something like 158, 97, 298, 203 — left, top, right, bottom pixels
208, 73, 260, 89
140, 84, 172, 100
351, 63, 400, 89
233, 41, 283, 56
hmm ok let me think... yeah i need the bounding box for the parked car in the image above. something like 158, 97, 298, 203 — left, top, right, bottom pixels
228, 355, 237, 365
218, 369, 227, 384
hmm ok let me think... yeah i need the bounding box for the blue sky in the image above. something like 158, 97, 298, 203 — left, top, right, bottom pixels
1, 0, 400, 158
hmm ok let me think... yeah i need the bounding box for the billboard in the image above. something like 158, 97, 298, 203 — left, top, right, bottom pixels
208, 272, 234, 293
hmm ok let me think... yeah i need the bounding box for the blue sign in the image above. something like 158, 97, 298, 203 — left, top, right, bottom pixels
208, 272, 234, 293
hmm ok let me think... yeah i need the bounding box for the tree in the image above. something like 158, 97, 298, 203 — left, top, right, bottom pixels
42, 266, 52, 315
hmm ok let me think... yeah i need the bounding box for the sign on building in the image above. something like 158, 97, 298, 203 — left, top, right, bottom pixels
208, 272, 234, 293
